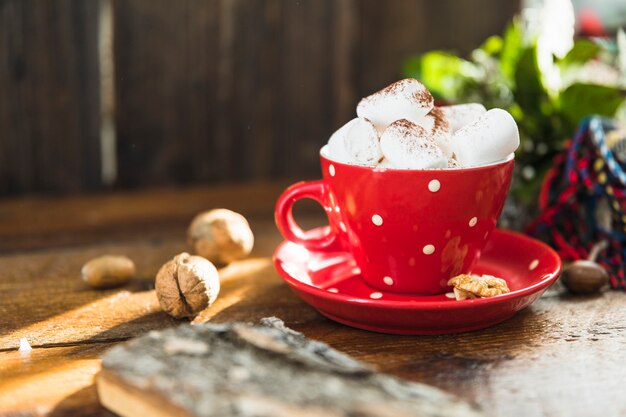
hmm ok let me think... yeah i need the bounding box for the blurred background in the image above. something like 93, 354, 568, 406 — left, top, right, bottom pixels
1, 0, 625, 196
0, 0, 520, 195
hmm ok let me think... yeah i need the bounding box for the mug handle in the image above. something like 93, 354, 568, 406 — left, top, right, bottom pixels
275, 180, 338, 251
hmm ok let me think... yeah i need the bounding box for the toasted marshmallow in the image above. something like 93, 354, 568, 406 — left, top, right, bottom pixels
450, 108, 519, 167
440, 103, 487, 133
380, 119, 448, 169
414, 107, 453, 156
357, 79, 434, 132
344, 118, 382, 165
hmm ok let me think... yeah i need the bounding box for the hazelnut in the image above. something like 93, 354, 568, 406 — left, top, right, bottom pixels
561, 260, 609, 294
155, 252, 220, 319
81, 255, 135, 289
187, 209, 254, 265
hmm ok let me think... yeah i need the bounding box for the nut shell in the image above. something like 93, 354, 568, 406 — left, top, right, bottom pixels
187, 209, 254, 265
81, 255, 135, 289
561, 260, 609, 294
155, 252, 220, 319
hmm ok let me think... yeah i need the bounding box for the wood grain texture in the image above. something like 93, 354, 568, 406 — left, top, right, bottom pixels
111, 0, 518, 187
113, 0, 220, 186
0, 1, 518, 193
0, 181, 291, 252
0, 0, 101, 195
1, 185, 624, 417
357, 0, 520, 96
0, 345, 114, 416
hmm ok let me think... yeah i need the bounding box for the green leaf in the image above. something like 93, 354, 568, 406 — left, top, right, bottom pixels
500, 19, 523, 83
480, 35, 503, 56
513, 45, 547, 114
559, 83, 626, 126
557, 39, 601, 68
403, 52, 476, 100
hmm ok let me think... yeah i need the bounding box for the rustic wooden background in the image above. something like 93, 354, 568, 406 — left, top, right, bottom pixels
0, 0, 518, 195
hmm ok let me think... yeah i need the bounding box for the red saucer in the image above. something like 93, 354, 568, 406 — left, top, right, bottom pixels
273, 228, 562, 334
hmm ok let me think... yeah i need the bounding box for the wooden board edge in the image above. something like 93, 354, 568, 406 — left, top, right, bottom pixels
96, 369, 196, 417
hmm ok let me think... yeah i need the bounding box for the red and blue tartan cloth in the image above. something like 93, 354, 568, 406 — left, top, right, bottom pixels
525, 116, 626, 291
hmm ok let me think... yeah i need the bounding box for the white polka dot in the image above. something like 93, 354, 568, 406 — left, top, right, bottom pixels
339, 222, 347, 232
423, 244, 435, 255
370, 292, 383, 299
408, 257, 416, 267
469, 217, 477, 227
329, 164, 335, 177
529, 259, 539, 271
383, 276, 394, 286
328, 288, 339, 293
372, 214, 383, 226
445, 292, 456, 299
428, 179, 441, 192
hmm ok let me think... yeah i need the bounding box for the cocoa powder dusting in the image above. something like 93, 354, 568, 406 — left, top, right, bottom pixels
361, 78, 432, 107
429, 107, 449, 133
388, 119, 427, 138
412, 88, 434, 107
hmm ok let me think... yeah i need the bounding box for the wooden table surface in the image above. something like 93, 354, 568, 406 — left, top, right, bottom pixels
0, 183, 624, 417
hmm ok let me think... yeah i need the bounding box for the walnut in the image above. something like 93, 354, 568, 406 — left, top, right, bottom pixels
452, 287, 478, 301
155, 253, 220, 319
447, 274, 510, 300
187, 209, 254, 265
81, 255, 135, 289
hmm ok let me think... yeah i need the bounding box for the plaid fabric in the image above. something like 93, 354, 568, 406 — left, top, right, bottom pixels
525, 117, 626, 290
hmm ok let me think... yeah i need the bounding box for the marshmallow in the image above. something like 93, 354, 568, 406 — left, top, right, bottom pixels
414, 107, 453, 156
440, 103, 487, 133
450, 108, 519, 167
380, 119, 448, 169
327, 118, 382, 165
327, 119, 358, 164
376, 158, 395, 169
357, 79, 434, 132
447, 157, 460, 168
344, 118, 383, 165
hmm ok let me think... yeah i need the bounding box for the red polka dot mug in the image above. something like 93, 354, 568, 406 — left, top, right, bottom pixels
275, 146, 515, 295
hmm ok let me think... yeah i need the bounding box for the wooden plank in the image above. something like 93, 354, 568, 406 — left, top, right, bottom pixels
213, 0, 283, 181
1, 224, 625, 417
0, 218, 285, 349
331, 0, 359, 130
358, 0, 519, 95
112, 0, 518, 188
270, 0, 334, 178
0, 344, 114, 416
0, 182, 291, 252
0, 0, 101, 195
357, 0, 427, 95
426, 0, 520, 52
0, 184, 625, 416
0, 1, 520, 194
113, 0, 220, 186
